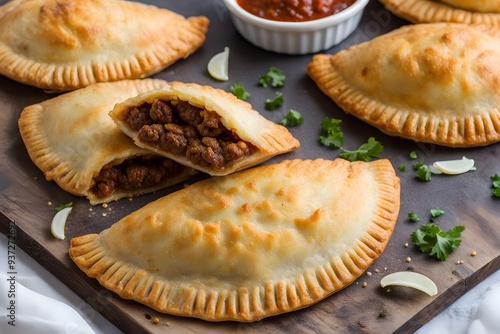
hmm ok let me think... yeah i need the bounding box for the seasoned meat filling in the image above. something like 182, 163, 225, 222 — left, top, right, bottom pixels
92, 156, 184, 198
125, 99, 257, 169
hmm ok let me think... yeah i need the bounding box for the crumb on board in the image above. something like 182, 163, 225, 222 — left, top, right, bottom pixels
471, 251, 477, 257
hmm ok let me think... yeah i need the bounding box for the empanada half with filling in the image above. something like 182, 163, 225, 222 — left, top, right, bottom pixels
0, 0, 209, 91
69, 158, 400, 322
307, 23, 500, 147
379, 0, 500, 25
109, 81, 301, 176
18, 79, 197, 205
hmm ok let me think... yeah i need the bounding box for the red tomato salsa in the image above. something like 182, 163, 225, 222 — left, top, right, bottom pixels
236, 0, 356, 22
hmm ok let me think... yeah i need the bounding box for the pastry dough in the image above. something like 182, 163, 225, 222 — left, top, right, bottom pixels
110, 81, 300, 176
307, 23, 500, 147
18, 79, 196, 204
69, 158, 400, 322
380, 0, 500, 24
0, 0, 209, 91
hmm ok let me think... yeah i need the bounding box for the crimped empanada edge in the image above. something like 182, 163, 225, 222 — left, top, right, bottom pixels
69, 159, 399, 322
307, 53, 500, 147
0, 8, 209, 91
379, 0, 500, 25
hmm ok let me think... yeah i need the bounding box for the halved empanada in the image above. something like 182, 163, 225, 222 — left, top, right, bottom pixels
307, 23, 500, 147
18, 79, 197, 205
69, 158, 400, 322
0, 0, 209, 91
380, 0, 500, 24
109, 81, 300, 176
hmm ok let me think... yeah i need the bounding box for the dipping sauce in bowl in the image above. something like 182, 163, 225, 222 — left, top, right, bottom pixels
237, 0, 356, 22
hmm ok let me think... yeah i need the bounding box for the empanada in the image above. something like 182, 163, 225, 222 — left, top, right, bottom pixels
380, 0, 500, 25
109, 81, 300, 176
0, 0, 209, 91
307, 23, 500, 147
69, 158, 400, 322
18, 79, 196, 205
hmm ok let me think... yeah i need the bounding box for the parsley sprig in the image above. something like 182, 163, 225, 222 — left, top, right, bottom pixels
259, 67, 286, 88
265, 91, 284, 110
230, 83, 251, 101
319, 117, 344, 148
339, 137, 383, 162
492, 174, 500, 198
279, 109, 304, 127
411, 223, 465, 261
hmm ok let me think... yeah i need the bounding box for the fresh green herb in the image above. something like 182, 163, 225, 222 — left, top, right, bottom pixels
55, 202, 73, 212
319, 117, 344, 149
430, 209, 445, 218
265, 91, 284, 110
492, 174, 500, 198
399, 164, 406, 171
259, 67, 286, 88
413, 162, 432, 181
230, 83, 251, 101
339, 137, 384, 162
378, 308, 388, 318
279, 109, 304, 127
411, 223, 465, 261
409, 151, 418, 159
408, 212, 420, 222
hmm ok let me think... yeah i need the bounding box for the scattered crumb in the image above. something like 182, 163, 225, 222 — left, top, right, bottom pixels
406, 257, 411, 263
456, 260, 464, 265
128, 197, 133, 201
366, 272, 372, 277
384, 267, 387, 270
102, 203, 108, 209
362, 282, 367, 288
89, 208, 93, 212
374, 269, 380, 273
404, 242, 409, 248
153, 317, 160, 325
47, 201, 53, 206
471, 251, 477, 257
102, 213, 107, 217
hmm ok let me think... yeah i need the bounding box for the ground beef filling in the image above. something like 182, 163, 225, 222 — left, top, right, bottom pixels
92, 156, 184, 199
124, 99, 257, 169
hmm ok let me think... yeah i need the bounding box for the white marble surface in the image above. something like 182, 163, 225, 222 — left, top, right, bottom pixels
1, 233, 499, 334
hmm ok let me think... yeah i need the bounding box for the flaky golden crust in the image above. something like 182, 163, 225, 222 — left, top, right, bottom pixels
0, 0, 209, 91
69, 158, 400, 322
379, 0, 500, 25
110, 81, 300, 176
18, 79, 196, 204
307, 23, 500, 147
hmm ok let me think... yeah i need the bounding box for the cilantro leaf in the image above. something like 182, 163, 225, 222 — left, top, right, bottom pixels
430, 209, 445, 218
259, 67, 285, 88
319, 117, 344, 148
492, 174, 500, 198
408, 212, 420, 222
55, 202, 73, 212
230, 83, 251, 101
339, 137, 384, 162
398, 164, 406, 171
279, 109, 304, 127
413, 162, 432, 181
409, 151, 418, 159
265, 91, 284, 110
411, 223, 465, 261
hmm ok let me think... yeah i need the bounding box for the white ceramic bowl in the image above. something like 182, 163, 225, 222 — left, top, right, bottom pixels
223, 0, 369, 55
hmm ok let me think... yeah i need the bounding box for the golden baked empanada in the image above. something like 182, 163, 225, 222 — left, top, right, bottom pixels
307, 23, 500, 147
109, 81, 300, 176
0, 0, 209, 91
69, 158, 400, 322
18, 79, 196, 205
380, 0, 500, 24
